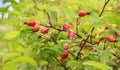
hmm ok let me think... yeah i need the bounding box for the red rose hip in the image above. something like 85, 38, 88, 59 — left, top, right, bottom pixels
63, 23, 70, 31
63, 44, 69, 50
106, 36, 116, 42
78, 11, 86, 17
26, 20, 36, 27
61, 50, 68, 59
78, 11, 90, 17
68, 29, 75, 39
32, 25, 39, 32
41, 28, 49, 34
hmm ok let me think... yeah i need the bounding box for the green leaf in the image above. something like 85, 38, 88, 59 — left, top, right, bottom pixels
9, 10, 22, 16
50, 11, 57, 23
67, 60, 83, 70
83, 61, 112, 70
12, 56, 37, 68
0, 7, 9, 12
37, 47, 58, 66
3, 62, 17, 70
61, 6, 75, 19
2, 53, 20, 64
3, 31, 19, 40
8, 41, 24, 52
69, 61, 78, 70
3, 0, 16, 3
37, 47, 57, 57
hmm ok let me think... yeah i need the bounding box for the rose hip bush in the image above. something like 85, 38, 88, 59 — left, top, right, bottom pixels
0, 0, 120, 70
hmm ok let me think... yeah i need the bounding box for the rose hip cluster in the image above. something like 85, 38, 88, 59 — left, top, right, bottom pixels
61, 44, 69, 60
62, 11, 91, 39
24, 11, 90, 38
63, 23, 75, 39
25, 20, 49, 34
78, 11, 117, 43
24, 11, 117, 62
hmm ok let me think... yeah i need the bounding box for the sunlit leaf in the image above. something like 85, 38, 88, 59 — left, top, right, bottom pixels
83, 61, 112, 70
3, 31, 19, 40
2, 53, 20, 64
12, 56, 37, 68
3, 62, 17, 70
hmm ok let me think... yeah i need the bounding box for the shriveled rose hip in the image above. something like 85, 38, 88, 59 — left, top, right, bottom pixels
41, 28, 49, 34
68, 29, 75, 39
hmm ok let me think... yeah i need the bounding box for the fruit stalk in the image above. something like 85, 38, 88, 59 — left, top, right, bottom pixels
99, 0, 110, 17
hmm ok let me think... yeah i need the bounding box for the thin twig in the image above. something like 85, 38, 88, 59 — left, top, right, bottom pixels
44, 10, 52, 26
103, 40, 107, 50
50, 36, 58, 44
76, 17, 80, 33
77, 35, 90, 60
99, 0, 110, 17
39, 23, 94, 45
76, 27, 94, 60
39, 23, 62, 31
39, 23, 83, 38
46, 64, 49, 70
52, 55, 66, 69
90, 27, 95, 43
69, 51, 83, 60
50, 31, 61, 44
114, 42, 116, 48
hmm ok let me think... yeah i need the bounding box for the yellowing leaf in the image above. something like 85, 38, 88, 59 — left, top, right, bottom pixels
3, 31, 19, 40
83, 61, 112, 70
2, 53, 20, 64
12, 56, 37, 68
3, 62, 17, 70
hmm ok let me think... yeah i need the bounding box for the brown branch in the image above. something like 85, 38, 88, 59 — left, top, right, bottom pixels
74, 33, 82, 38
113, 65, 118, 70
97, 37, 105, 45
76, 28, 94, 60
68, 51, 76, 57
50, 36, 58, 44
32, 0, 36, 4
103, 40, 107, 50
76, 35, 90, 60
46, 64, 49, 70
79, 35, 90, 53
76, 17, 80, 33
99, 0, 110, 17
90, 27, 95, 43
44, 10, 52, 26
39, 23, 83, 38
39, 23, 62, 31
52, 55, 66, 69
114, 42, 116, 48
113, 53, 120, 59
91, 27, 95, 33
50, 31, 61, 44
39, 23, 94, 45
68, 51, 83, 60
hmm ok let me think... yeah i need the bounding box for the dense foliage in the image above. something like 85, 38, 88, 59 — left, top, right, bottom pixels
0, 0, 120, 70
